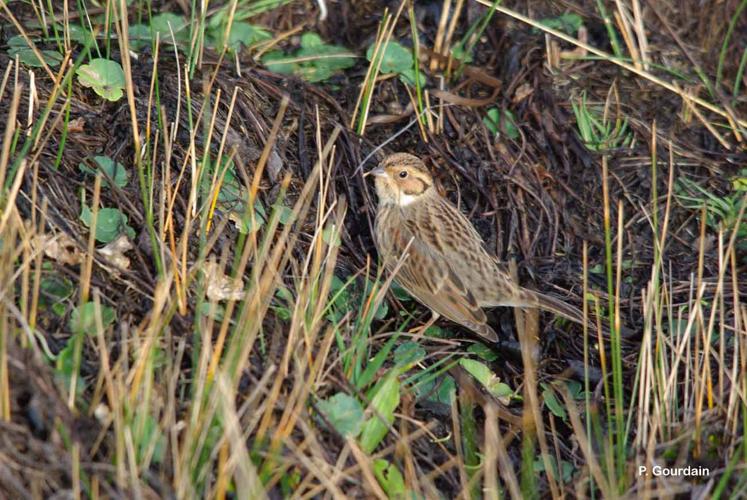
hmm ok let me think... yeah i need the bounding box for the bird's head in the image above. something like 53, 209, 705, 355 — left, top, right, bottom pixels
367, 153, 435, 206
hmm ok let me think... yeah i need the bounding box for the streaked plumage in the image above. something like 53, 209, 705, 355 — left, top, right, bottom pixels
370, 153, 588, 342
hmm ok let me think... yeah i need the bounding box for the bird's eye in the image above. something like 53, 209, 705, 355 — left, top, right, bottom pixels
398, 170, 408, 178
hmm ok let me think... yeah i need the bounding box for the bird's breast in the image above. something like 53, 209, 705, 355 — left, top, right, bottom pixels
375, 204, 415, 265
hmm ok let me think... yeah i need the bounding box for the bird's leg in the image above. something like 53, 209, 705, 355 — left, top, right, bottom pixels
409, 312, 440, 337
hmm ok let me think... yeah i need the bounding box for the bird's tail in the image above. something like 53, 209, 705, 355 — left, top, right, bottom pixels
521, 289, 600, 332
522, 290, 636, 337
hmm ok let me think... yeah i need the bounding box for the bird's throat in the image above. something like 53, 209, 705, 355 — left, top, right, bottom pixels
397, 193, 420, 206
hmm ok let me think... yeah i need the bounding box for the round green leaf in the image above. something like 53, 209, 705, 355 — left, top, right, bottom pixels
262, 32, 355, 83
317, 392, 364, 438
128, 24, 152, 51
484, 107, 519, 140
65, 25, 95, 45
40, 274, 74, 316
275, 205, 295, 225
69, 301, 116, 336
542, 386, 567, 420
536, 13, 584, 36
397, 67, 425, 87
366, 40, 413, 75
79, 155, 129, 189
149, 13, 189, 38
393, 341, 426, 368
391, 283, 412, 301
300, 32, 324, 48
232, 201, 267, 234
80, 204, 136, 243
322, 225, 342, 247
262, 50, 297, 75
211, 21, 272, 50
76, 58, 126, 102
7, 35, 63, 68
372, 460, 406, 498
467, 343, 498, 361
459, 358, 515, 400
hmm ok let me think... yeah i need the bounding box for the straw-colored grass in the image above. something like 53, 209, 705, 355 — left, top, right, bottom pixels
0, 0, 745, 498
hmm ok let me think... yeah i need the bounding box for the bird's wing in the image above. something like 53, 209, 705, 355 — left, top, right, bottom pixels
386, 213, 497, 342
415, 198, 534, 305
406, 196, 489, 262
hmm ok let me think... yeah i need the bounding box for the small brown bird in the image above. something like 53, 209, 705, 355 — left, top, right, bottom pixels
370, 152, 590, 342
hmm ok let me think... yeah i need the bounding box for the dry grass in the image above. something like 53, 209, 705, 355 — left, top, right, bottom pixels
0, 0, 745, 498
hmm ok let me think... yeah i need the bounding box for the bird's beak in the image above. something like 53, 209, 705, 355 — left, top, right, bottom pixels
364, 165, 387, 178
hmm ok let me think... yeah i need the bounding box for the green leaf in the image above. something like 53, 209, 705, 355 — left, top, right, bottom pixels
69, 301, 116, 336
297, 35, 356, 82
450, 41, 473, 64
414, 374, 456, 406
365, 40, 424, 87
198, 302, 226, 322
459, 358, 515, 400
149, 13, 189, 40
300, 32, 324, 48
280, 469, 301, 497
536, 13, 584, 35
361, 278, 389, 320
76, 58, 126, 101
55, 340, 85, 396
572, 91, 632, 151
393, 341, 426, 369
373, 459, 406, 498
271, 305, 292, 321
322, 225, 342, 247
262, 50, 297, 75
128, 12, 190, 49
128, 24, 152, 51
534, 456, 575, 483
79, 155, 129, 189
326, 274, 354, 322
204, 156, 246, 210
133, 413, 166, 464
732, 170, 747, 191
588, 263, 604, 274
219, 168, 244, 206
391, 283, 412, 301
210, 21, 272, 51
467, 343, 498, 361
565, 380, 585, 400
484, 107, 519, 140
432, 375, 456, 405
424, 324, 448, 338
366, 40, 412, 74
232, 202, 267, 234
7, 35, 63, 68
541, 385, 567, 420
262, 32, 355, 83
397, 67, 425, 87
317, 393, 364, 438
373, 298, 388, 320
40, 274, 74, 316
80, 204, 136, 243
355, 334, 401, 390
275, 286, 294, 303
275, 205, 294, 225
65, 25, 95, 45
329, 274, 352, 305
360, 373, 400, 453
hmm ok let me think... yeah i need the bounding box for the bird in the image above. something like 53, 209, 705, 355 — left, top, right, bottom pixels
369, 152, 594, 342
